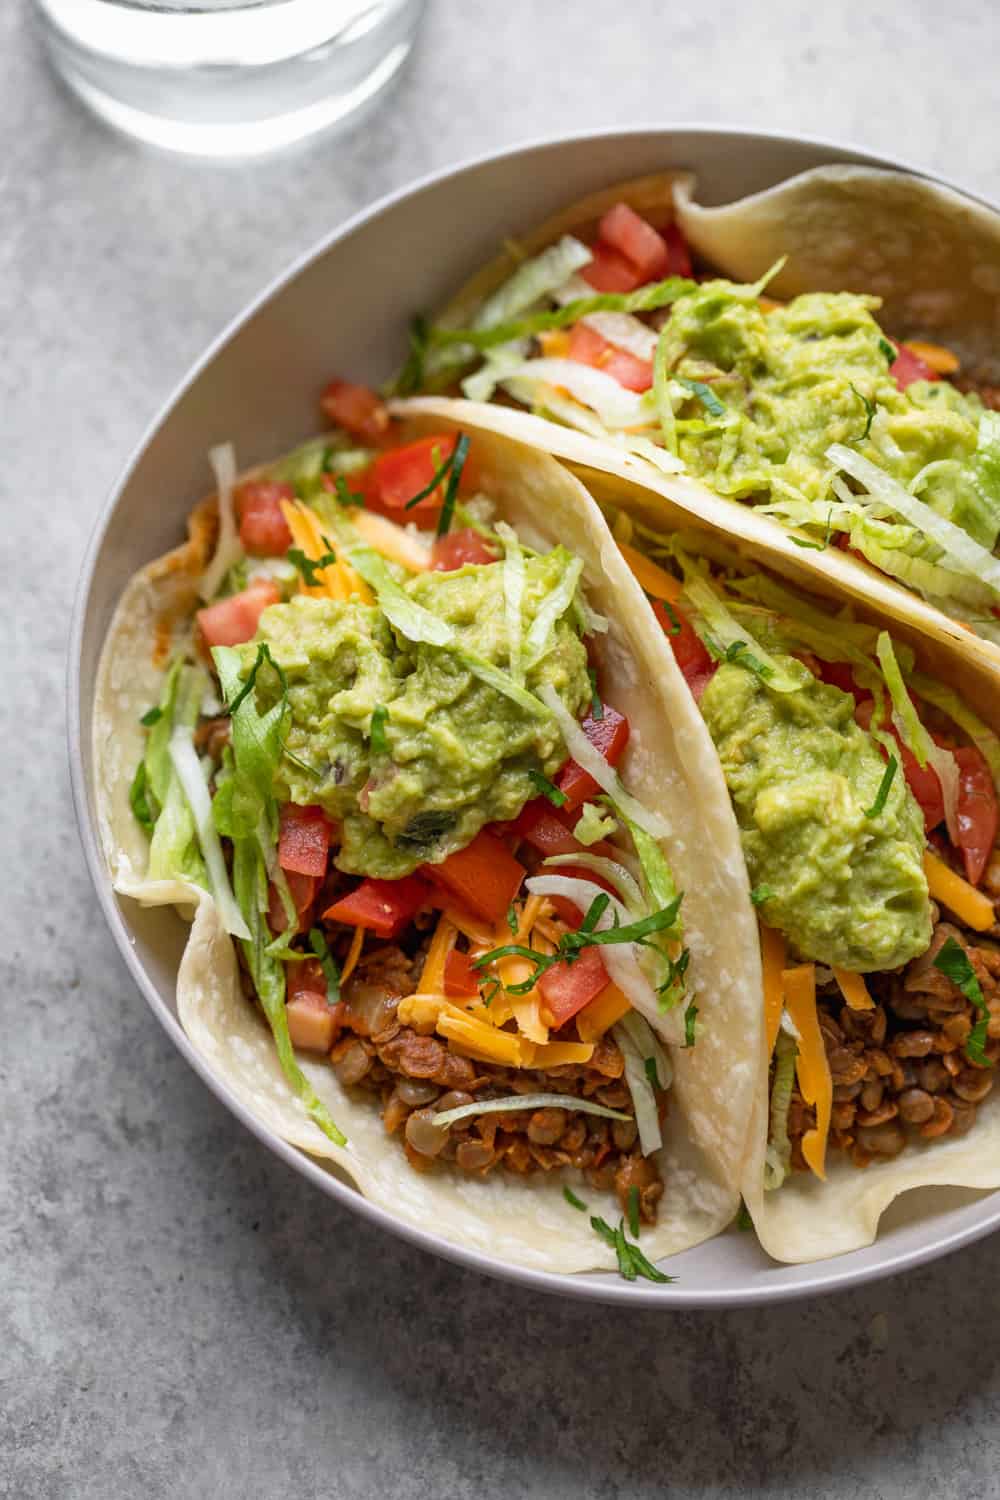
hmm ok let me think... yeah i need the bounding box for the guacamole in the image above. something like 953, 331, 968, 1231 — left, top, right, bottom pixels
248, 550, 590, 878
700, 656, 931, 971
662, 283, 1000, 550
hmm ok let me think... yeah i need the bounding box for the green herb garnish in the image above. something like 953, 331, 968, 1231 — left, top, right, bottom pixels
863, 755, 897, 819
140, 706, 163, 727
591, 1216, 673, 1283
850, 382, 877, 442
721, 639, 773, 680
587, 667, 604, 720
791, 506, 834, 551
370, 704, 389, 755
308, 927, 341, 1006
436, 432, 470, 538
627, 1184, 641, 1239
129, 761, 155, 833
683, 1000, 698, 1048
677, 377, 726, 418
288, 542, 337, 587
506, 902, 518, 934
563, 1186, 587, 1212
334, 475, 360, 507
644, 1055, 659, 1090
657, 946, 690, 1010
879, 337, 897, 365
736, 1200, 753, 1232
526, 770, 568, 807
224, 642, 287, 719
933, 935, 994, 1067
750, 884, 776, 906
655, 595, 682, 636
282, 747, 320, 780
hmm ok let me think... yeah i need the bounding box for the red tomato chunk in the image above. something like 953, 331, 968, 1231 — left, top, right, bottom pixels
430, 528, 499, 570
422, 830, 525, 925
555, 705, 630, 809
197, 579, 281, 648
319, 379, 390, 444
324, 875, 433, 939
278, 803, 333, 877
236, 481, 294, 556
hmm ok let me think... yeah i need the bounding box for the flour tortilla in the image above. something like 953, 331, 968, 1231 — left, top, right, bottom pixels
392, 398, 1000, 1264
410, 168, 1000, 677
94, 423, 760, 1274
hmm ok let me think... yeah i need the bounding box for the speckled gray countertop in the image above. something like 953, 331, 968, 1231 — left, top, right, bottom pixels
5, 1, 1000, 1495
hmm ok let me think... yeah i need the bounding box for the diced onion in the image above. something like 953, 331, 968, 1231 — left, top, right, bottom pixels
613, 1021, 663, 1156
538, 685, 670, 839
499, 359, 653, 428
168, 728, 249, 939
199, 442, 242, 602
542, 853, 645, 913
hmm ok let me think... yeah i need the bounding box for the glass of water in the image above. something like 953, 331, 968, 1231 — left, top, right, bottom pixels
32, 0, 426, 158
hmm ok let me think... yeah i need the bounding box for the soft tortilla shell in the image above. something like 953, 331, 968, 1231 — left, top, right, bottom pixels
396, 397, 1000, 1264
675, 165, 1000, 382
93, 426, 758, 1274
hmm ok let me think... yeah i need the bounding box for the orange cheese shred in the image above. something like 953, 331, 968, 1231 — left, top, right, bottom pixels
782, 963, 831, 1181
418, 917, 458, 996
833, 966, 874, 1012
923, 850, 995, 932
760, 923, 787, 1058
576, 983, 631, 1041
618, 543, 684, 604
340, 926, 364, 985
904, 339, 960, 375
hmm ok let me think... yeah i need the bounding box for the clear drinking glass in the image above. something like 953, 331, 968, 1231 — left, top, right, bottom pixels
32, 0, 426, 158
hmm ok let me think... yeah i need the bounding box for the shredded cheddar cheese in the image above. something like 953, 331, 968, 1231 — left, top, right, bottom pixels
340, 926, 364, 985
782, 963, 831, 1181
348, 508, 431, 572
539, 330, 572, 358
280, 498, 372, 602
923, 850, 995, 932
418, 917, 458, 995
576, 983, 631, 1041
618, 542, 684, 603
904, 339, 960, 376
833, 966, 874, 1012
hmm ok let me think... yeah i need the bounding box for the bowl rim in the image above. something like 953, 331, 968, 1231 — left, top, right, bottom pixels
68, 121, 1000, 1309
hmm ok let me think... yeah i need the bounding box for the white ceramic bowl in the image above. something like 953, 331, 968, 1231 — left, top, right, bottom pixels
69, 126, 1000, 1307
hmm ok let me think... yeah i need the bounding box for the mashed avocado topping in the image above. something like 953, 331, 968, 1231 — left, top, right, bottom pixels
699, 654, 931, 971
246, 550, 590, 877
661, 283, 1000, 550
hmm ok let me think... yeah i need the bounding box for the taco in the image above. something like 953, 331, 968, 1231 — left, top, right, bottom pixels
389, 168, 1000, 664
94, 411, 761, 1277
389, 401, 1000, 1263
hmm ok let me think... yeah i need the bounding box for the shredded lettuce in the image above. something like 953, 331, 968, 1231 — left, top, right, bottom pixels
348, 546, 454, 647
573, 801, 618, 846
677, 559, 802, 693
907, 672, 1000, 799
538, 685, 670, 839
876, 632, 960, 840
432, 1092, 629, 1129
168, 729, 249, 939
524, 555, 583, 666
146, 663, 210, 888
495, 521, 525, 686
232, 837, 346, 1145
496, 357, 653, 427
199, 443, 242, 602
542, 851, 645, 912
614, 1021, 663, 1156
763, 1032, 797, 1192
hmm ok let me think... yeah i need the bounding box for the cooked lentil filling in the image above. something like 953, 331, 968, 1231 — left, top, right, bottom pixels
782, 900, 1000, 1171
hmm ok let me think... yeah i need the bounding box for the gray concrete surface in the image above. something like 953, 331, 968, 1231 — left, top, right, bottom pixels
4, 1, 1000, 1495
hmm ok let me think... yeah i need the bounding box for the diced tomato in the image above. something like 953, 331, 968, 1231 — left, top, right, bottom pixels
278, 804, 333, 878
891, 345, 940, 391
555, 705, 630, 810
816, 660, 872, 705
954, 745, 999, 886
429, 527, 499, 571
319, 379, 390, 444
268, 870, 318, 936
511, 799, 583, 858
235, 481, 294, 556
364, 434, 458, 518
663, 221, 693, 278
567, 322, 653, 392
197, 579, 281, 649
539, 947, 611, 1028
580, 241, 644, 293
287, 958, 329, 1003
599, 203, 670, 282
422, 830, 525, 925
855, 699, 945, 832
443, 948, 479, 999
653, 598, 716, 700
324, 874, 433, 939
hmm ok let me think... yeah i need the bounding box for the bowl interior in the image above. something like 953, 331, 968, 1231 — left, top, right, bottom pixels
71, 125, 1000, 1307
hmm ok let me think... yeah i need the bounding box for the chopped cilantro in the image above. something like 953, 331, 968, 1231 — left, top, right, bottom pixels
288, 542, 337, 587
224, 642, 286, 718
526, 770, 568, 807
791, 507, 834, 551
627, 1184, 641, 1239
563, 1186, 587, 1212
722, 639, 773, 680
333, 475, 360, 507
587, 667, 604, 720
436, 432, 470, 538
591, 1215, 674, 1283
879, 336, 897, 365
683, 1000, 698, 1048
677, 377, 726, 418
850, 382, 877, 443
140, 706, 163, 727
129, 760, 155, 833
370, 704, 389, 755
651, 592, 681, 636
863, 755, 897, 819
644, 1056, 659, 1090
736, 1200, 753, 1232
308, 927, 341, 1006
506, 902, 518, 934
750, 884, 776, 907
933, 936, 993, 1067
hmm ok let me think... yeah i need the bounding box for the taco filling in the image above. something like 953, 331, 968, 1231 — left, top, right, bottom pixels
602, 509, 1000, 1186
127, 419, 690, 1233
396, 196, 1000, 643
